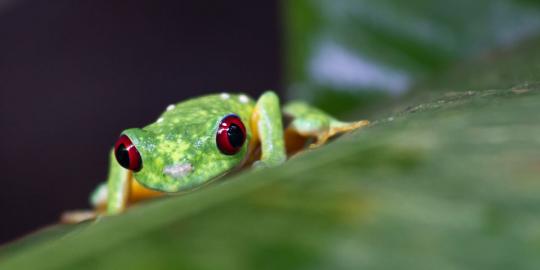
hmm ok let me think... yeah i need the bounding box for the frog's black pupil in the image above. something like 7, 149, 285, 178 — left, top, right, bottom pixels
115, 143, 130, 169
227, 124, 244, 148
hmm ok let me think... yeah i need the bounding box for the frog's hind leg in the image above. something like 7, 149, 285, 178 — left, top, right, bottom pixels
283, 101, 369, 150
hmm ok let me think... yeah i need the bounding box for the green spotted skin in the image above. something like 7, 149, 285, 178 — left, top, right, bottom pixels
123, 93, 255, 192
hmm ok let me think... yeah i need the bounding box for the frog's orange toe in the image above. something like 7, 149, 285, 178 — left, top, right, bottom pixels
60, 210, 97, 224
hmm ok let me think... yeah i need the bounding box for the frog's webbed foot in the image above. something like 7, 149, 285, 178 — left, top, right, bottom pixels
308, 120, 370, 148
60, 210, 98, 224
251, 154, 287, 169
309, 133, 331, 149
329, 120, 370, 136
251, 160, 267, 170
283, 102, 369, 151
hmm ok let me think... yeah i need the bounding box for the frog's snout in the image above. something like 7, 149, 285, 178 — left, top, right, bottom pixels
114, 135, 142, 172
163, 163, 193, 179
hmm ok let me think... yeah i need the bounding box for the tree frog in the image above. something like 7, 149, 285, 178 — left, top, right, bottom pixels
63, 91, 368, 222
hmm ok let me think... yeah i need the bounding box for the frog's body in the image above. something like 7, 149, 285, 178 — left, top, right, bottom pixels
62, 91, 368, 222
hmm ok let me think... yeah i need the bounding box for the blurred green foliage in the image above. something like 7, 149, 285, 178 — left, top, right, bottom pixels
284, 0, 540, 114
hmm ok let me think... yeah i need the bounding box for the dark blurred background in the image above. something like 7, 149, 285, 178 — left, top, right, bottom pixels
0, 0, 281, 243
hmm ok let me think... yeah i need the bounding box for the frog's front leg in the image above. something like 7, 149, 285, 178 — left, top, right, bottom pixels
283, 101, 369, 148
251, 91, 287, 167
105, 149, 131, 215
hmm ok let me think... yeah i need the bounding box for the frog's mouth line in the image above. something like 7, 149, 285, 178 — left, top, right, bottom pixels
163, 163, 193, 178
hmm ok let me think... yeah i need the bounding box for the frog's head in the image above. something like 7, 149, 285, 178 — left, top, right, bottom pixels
114, 114, 249, 192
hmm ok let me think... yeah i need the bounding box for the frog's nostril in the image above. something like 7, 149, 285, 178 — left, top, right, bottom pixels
114, 135, 142, 172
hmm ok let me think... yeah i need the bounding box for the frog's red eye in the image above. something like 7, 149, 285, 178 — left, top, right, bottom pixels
114, 135, 142, 172
216, 114, 246, 155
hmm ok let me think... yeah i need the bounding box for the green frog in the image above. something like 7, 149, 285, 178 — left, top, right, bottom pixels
63, 91, 368, 222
